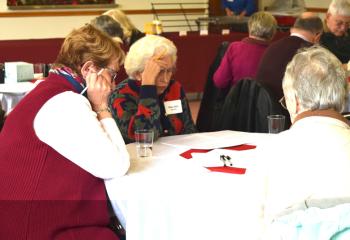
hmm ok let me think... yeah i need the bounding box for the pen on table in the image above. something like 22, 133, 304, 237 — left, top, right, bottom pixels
80, 68, 104, 95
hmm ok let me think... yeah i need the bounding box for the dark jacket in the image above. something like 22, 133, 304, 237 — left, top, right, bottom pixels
256, 35, 312, 100
320, 30, 350, 63
216, 79, 288, 133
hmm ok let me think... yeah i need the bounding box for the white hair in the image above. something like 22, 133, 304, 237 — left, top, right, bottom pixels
283, 45, 348, 112
124, 35, 177, 79
328, 0, 350, 17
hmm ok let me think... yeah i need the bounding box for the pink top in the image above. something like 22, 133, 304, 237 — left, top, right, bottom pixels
213, 37, 270, 88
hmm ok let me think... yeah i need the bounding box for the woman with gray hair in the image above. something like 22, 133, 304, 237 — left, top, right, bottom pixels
108, 35, 196, 143
213, 11, 277, 88
255, 46, 350, 236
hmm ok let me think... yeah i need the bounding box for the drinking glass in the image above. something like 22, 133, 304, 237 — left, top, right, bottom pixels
135, 129, 154, 158
267, 115, 285, 134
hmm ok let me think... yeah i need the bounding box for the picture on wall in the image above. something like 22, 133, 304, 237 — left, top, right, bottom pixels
7, 0, 117, 9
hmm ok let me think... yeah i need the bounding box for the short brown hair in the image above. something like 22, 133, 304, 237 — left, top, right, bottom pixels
54, 24, 124, 75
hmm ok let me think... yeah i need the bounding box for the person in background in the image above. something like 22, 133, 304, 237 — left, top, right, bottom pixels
320, 0, 350, 64
255, 45, 350, 237
213, 11, 277, 89
109, 35, 197, 143
90, 15, 124, 44
222, 0, 256, 17
103, 8, 145, 46
0, 24, 130, 239
256, 12, 323, 100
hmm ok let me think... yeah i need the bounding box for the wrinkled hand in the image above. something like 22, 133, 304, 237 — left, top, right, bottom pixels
85, 70, 112, 111
141, 51, 169, 85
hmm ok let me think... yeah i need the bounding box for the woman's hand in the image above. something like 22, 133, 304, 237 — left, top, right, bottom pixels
141, 50, 169, 85
85, 69, 112, 112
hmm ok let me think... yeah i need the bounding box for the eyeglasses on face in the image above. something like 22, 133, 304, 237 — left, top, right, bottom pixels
279, 96, 287, 110
159, 67, 176, 76
104, 67, 118, 82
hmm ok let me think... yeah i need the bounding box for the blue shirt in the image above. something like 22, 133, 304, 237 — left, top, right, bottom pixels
222, 0, 256, 16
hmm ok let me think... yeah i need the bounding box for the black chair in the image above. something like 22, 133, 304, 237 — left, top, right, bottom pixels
196, 41, 230, 132
215, 78, 288, 133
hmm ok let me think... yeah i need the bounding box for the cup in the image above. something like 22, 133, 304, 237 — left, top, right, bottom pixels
135, 129, 154, 158
267, 115, 285, 134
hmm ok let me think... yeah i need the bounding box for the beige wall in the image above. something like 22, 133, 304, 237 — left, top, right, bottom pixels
259, 0, 331, 9
0, 0, 207, 40
0, 0, 333, 40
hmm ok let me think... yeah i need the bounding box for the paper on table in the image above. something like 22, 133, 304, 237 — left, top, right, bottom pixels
159, 131, 251, 149
191, 149, 251, 169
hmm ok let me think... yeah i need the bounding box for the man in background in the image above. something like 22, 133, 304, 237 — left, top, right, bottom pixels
320, 0, 350, 64
256, 12, 323, 101
222, 0, 256, 17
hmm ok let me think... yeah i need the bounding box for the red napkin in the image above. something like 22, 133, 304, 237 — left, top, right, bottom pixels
179, 144, 256, 174
206, 166, 246, 174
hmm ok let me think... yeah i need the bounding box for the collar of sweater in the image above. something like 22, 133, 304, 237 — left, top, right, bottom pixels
293, 109, 350, 127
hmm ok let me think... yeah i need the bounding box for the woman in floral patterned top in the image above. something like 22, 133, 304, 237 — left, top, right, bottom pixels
109, 35, 197, 143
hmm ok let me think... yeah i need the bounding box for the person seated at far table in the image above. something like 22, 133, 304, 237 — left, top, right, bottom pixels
108, 34, 197, 143
254, 46, 350, 238
103, 8, 145, 47
213, 11, 277, 89
222, 0, 256, 17
256, 12, 323, 100
90, 15, 125, 45
0, 24, 130, 239
320, 0, 350, 64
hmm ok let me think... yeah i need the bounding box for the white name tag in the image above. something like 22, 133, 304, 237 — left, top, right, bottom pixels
164, 100, 182, 115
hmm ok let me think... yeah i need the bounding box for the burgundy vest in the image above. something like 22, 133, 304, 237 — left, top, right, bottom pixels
0, 74, 119, 240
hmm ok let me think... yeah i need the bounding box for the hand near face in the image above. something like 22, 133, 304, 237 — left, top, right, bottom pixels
141, 52, 174, 87
85, 69, 113, 111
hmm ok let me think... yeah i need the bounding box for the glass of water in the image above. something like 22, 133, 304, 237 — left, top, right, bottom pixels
267, 115, 285, 134
135, 129, 154, 158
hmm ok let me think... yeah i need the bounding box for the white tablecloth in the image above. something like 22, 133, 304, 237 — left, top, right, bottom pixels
0, 82, 36, 114
106, 130, 274, 240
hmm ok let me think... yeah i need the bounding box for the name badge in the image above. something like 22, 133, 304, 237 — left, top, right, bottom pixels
164, 100, 182, 115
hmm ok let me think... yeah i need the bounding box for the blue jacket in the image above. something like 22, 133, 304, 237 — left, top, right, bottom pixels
222, 0, 256, 16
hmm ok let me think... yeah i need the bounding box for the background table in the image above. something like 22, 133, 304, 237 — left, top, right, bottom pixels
106, 130, 273, 240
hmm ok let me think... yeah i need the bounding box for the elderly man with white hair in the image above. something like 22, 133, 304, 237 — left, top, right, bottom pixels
320, 0, 350, 64
252, 45, 350, 238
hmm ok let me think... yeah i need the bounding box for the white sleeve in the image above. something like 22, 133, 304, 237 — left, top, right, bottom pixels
34, 91, 130, 179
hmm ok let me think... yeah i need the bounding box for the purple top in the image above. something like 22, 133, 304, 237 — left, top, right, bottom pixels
213, 37, 270, 88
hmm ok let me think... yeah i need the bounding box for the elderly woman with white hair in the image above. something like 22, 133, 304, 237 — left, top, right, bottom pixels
320, 0, 350, 63
213, 11, 277, 88
108, 35, 196, 143
253, 46, 350, 238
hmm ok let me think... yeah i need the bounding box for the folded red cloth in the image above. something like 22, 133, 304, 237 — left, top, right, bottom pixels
206, 166, 246, 174
179, 144, 256, 174
179, 144, 256, 159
